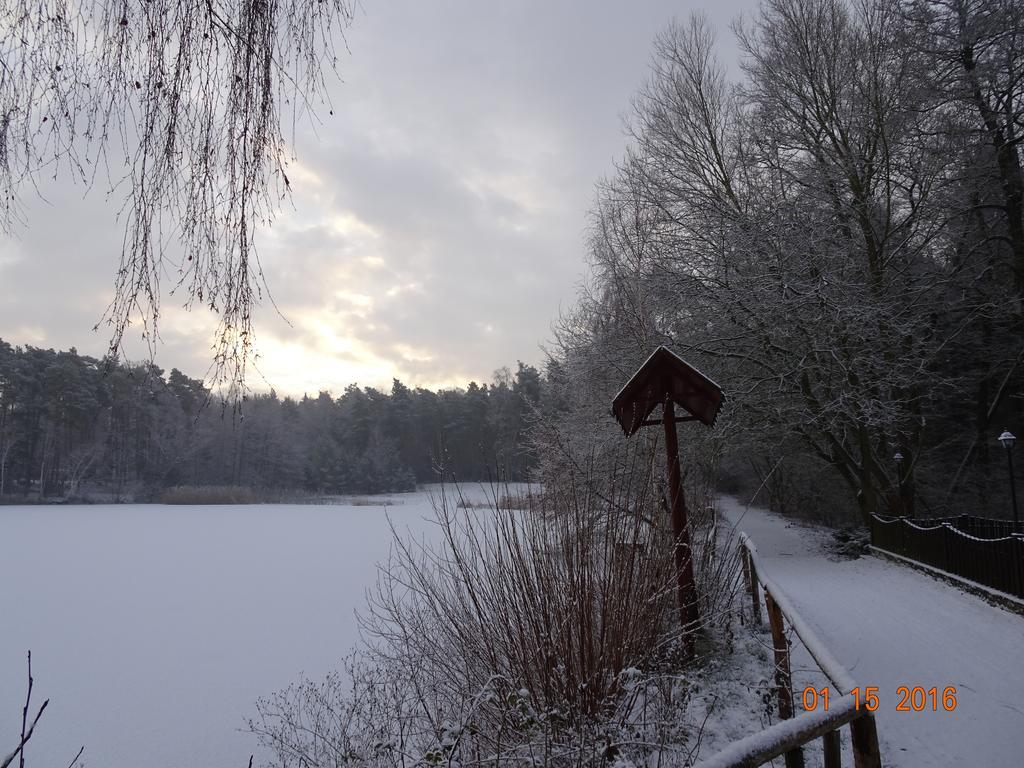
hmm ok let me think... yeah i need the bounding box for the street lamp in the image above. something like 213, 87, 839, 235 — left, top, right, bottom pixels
998, 430, 1019, 532
894, 452, 905, 517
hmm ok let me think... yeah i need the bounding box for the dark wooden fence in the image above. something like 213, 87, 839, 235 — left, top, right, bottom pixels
869, 515, 1024, 599
695, 534, 882, 768
947, 514, 1019, 540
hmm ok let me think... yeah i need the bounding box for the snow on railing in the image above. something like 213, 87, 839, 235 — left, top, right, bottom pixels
875, 512, 1020, 539
902, 519, 947, 532
939, 523, 1020, 543
738, 533, 857, 695
694, 693, 858, 768
869, 514, 1024, 599
695, 532, 882, 768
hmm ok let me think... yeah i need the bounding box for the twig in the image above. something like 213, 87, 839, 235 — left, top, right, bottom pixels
19, 651, 32, 768
0, 652, 50, 768
748, 456, 784, 507
65, 746, 85, 768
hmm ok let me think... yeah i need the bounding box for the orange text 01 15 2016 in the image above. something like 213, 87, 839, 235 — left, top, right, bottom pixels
800, 686, 958, 713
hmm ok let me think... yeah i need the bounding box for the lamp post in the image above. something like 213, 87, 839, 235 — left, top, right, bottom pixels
998, 430, 1019, 532
894, 452, 905, 517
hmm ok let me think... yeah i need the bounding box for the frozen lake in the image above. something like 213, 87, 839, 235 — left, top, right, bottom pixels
1, 485, 494, 768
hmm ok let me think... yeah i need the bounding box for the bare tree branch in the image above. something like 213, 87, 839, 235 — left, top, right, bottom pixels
1, 652, 50, 768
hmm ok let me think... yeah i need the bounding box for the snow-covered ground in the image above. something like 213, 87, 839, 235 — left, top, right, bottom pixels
7, 488, 1018, 767
0, 484, 506, 768
719, 497, 1024, 768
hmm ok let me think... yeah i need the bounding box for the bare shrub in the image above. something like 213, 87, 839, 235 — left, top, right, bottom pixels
250, 445, 748, 767
2, 652, 84, 768
454, 498, 497, 509
690, 502, 744, 633
158, 485, 259, 504
156, 485, 347, 504
249, 656, 412, 767
367, 455, 678, 728
496, 488, 541, 510
455, 488, 540, 510
333, 496, 401, 507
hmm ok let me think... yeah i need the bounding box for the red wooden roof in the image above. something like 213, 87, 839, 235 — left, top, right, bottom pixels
611, 346, 724, 436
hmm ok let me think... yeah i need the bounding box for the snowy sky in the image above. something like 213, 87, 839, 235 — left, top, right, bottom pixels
0, 1, 750, 396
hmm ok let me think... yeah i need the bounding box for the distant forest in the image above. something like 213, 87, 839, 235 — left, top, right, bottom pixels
0, 338, 547, 500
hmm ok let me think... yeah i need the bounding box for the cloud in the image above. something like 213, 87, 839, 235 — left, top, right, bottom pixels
0, 0, 750, 394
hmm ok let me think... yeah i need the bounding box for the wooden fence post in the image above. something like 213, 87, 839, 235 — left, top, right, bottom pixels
822, 728, 841, 768
1015, 534, 1024, 599
744, 547, 761, 626
850, 713, 882, 768
765, 592, 804, 768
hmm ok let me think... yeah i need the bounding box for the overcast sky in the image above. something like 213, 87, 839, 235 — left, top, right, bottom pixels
0, 1, 751, 396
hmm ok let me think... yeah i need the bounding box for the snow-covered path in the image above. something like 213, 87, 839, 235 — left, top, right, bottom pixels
719, 497, 1024, 768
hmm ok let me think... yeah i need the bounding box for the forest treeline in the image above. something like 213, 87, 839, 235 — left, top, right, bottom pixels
0, 338, 546, 500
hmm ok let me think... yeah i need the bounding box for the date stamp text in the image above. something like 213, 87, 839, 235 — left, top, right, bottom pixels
801, 686, 958, 713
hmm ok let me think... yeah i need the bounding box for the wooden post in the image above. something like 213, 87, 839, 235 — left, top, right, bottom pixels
822, 729, 841, 768
742, 546, 761, 626
766, 591, 804, 768
850, 714, 882, 768
663, 398, 700, 637
740, 546, 752, 621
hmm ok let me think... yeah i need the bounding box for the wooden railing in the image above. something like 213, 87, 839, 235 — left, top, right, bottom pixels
695, 533, 883, 768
